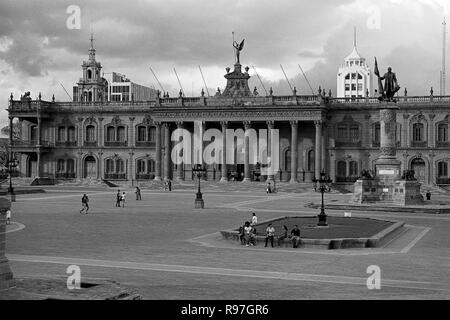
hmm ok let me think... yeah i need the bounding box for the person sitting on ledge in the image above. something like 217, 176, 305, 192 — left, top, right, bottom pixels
277, 225, 289, 247
290, 225, 301, 248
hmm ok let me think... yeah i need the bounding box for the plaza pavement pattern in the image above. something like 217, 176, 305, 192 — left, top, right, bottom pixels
1, 184, 450, 299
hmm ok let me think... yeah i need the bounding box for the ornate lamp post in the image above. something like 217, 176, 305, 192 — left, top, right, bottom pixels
192, 164, 206, 208
312, 169, 332, 226
7, 157, 19, 202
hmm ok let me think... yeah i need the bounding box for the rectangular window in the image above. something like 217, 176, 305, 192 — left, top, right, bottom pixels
351, 84, 356, 90
345, 84, 350, 91
350, 126, 359, 141
338, 126, 348, 141
148, 127, 156, 142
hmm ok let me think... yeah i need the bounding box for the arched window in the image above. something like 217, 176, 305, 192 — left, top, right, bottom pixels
307, 150, 315, 171
374, 123, 380, 143
148, 127, 156, 142
137, 159, 146, 173
438, 161, 448, 177
285, 149, 291, 171
87, 69, 92, 79
106, 126, 115, 142
438, 123, 448, 142
106, 159, 114, 173
57, 159, 65, 172
337, 161, 347, 177
57, 127, 66, 142
413, 123, 424, 141
349, 161, 358, 176
117, 126, 126, 142
345, 73, 350, 80
68, 126, 76, 142
137, 126, 146, 142
67, 159, 75, 173
88, 91, 93, 102
116, 159, 125, 173
147, 159, 155, 173
86, 125, 96, 142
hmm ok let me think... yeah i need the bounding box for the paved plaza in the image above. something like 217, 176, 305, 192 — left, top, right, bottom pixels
2, 184, 450, 299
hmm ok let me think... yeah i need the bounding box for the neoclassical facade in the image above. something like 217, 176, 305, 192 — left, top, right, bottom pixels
7, 48, 450, 187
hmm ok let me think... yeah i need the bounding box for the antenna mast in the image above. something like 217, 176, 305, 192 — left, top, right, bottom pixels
442, 18, 447, 96
149, 67, 165, 93
298, 64, 315, 95
173, 67, 184, 96
251, 66, 268, 95
59, 83, 72, 100
198, 66, 210, 97
280, 64, 294, 93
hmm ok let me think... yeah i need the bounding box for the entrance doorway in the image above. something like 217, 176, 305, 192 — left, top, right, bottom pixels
84, 156, 97, 178
411, 158, 426, 184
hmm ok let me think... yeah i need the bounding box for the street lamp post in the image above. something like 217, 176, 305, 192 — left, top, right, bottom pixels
7, 158, 19, 202
312, 169, 332, 226
192, 164, 206, 208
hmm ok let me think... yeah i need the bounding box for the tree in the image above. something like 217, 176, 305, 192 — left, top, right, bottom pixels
1, 121, 21, 141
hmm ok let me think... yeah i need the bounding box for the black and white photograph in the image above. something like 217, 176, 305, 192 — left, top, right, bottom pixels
0, 0, 449, 312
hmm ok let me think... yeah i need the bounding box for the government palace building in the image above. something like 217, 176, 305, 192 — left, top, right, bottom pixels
6, 38, 450, 188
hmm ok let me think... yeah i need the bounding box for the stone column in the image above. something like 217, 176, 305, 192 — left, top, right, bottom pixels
98, 117, 104, 147
98, 150, 104, 180
243, 121, 251, 182
220, 121, 228, 182
163, 123, 171, 180
176, 121, 184, 181
77, 151, 83, 179
314, 120, 322, 179
267, 120, 275, 181
128, 150, 134, 184
77, 117, 84, 147
154, 122, 162, 180
0, 197, 14, 290
290, 120, 298, 183
428, 114, 435, 148
129, 117, 135, 147
321, 122, 327, 174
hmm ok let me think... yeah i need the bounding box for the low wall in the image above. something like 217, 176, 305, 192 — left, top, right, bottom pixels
220, 216, 405, 250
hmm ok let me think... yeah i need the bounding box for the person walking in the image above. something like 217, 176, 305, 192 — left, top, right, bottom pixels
121, 192, 126, 208
80, 194, 89, 214
135, 187, 142, 200
168, 179, 172, 191
266, 181, 271, 194
116, 190, 121, 207
6, 209, 11, 225
265, 223, 275, 247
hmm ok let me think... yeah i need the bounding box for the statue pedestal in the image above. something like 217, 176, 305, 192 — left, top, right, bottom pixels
0, 197, 15, 290
392, 180, 423, 205
351, 178, 381, 204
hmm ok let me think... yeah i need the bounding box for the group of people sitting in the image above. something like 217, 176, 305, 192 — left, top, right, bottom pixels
238, 212, 302, 248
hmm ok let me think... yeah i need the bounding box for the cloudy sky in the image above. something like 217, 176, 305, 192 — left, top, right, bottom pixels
0, 0, 449, 130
